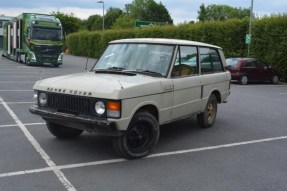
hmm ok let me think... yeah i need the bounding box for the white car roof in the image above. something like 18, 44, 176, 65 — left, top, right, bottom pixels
110, 38, 221, 49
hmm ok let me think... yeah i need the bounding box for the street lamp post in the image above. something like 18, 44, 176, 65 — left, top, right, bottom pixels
97, 1, 105, 31
248, 0, 254, 57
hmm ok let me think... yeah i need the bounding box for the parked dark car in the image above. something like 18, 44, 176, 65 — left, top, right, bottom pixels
226, 58, 280, 85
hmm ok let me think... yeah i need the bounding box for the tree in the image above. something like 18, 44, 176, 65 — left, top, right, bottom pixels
127, 0, 173, 24
83, 14, 102, 31
105, 7, 123, 29
197, 3, 207, 22
51, 11, 82, 34
112, 15, 135, 29
197, 4, 250, 21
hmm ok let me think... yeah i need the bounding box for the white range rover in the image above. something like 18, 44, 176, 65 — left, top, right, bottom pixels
30, 38, 231, 159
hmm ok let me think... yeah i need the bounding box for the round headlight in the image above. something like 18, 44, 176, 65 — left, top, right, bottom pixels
95, 101, 105, 115
39, 92, 47, 106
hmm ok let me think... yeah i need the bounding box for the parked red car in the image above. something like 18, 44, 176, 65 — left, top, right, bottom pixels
226, 58, 280, 85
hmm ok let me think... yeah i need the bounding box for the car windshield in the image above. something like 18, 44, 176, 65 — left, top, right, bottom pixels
31, 27, 63, 41
93, 43, 175, 77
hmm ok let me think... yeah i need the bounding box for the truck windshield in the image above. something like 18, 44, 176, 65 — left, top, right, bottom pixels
93, 43, 175, 77
31, 27, 62, 41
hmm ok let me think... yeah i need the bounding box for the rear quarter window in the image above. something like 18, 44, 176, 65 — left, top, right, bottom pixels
199, 47, 224, 74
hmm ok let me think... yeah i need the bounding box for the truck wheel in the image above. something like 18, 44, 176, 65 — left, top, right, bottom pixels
239, 75, 248, 85
47, 121, 83, 139
113, 111, 159, 159
197, 94, 217, 128
16, 54, 20, 63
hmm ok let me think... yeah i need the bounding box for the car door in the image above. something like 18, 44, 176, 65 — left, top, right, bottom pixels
199, 47, 229, 110
241, 59, 259, 81
170, 46, 202, 120
256, 61, 271, 81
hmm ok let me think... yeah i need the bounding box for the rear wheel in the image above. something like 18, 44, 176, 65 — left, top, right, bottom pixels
113, 111, 159, 159
239, 75, 248, 85
271, 75, 279, 84
47, 121, 83, 139
197, 94, 217, 128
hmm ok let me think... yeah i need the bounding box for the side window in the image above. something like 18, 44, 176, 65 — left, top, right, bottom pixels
199, 47, 224, 74
244, 60, 256, 68
172, 46, 198, 77
257, 61, 267, 68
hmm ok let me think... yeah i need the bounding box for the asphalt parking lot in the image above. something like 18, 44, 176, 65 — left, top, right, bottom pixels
1, 52, 287, 191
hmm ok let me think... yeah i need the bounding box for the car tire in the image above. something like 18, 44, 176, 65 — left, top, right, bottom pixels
271, 75, 279, 84
16, 53, 20, 63
239, 75, 248, 85
197, 94, 217, 128
24, 55, 30, 66
47, 121, 84, 139
112, 111, 160, 159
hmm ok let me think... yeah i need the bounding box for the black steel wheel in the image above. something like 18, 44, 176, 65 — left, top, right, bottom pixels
113, 111, 159, 159
197, 94, 218, 128
46, 121, 84, 139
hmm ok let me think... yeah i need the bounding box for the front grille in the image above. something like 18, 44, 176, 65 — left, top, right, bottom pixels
34, 45, 61, 54
47, 93, 95, 115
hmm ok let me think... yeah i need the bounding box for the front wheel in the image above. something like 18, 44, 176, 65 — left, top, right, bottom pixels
47, 121, 83, 139
113, 111, 160, 159
197, 94, 217, 128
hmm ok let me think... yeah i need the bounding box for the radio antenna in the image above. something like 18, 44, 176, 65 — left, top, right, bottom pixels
85, 57, 89, 71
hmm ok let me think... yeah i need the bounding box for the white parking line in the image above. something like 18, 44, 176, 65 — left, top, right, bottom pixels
0, 90, 33, 92
0, 97, 77, 191
0, 135, 286, 179
0, 123, 45, 128
236, 85, 287, 87
0, 82, 34, 83
6, 102, 34, 104
0, 76, 43, 77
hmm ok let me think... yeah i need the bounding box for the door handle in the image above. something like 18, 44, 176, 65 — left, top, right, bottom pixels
163, 85, 173, 91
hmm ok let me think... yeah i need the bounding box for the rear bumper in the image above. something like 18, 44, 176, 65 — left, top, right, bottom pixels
29, 105, 122, 136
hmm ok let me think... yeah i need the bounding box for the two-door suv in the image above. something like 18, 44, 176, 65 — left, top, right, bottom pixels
30, 38, 231, 159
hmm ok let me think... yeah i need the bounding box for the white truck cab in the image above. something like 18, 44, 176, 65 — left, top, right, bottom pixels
30, 38, 231, 159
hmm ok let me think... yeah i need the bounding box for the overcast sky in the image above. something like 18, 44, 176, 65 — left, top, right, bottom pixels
0, 0, 286, 24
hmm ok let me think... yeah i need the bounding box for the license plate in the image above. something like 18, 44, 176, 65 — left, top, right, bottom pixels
43, 63, 51, 65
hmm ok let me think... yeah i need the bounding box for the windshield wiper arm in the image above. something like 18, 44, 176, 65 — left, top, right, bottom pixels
125, 69, 163, 77
106, 66, 126, 71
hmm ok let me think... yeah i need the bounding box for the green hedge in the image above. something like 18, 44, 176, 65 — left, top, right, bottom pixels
66, 16, 287, 79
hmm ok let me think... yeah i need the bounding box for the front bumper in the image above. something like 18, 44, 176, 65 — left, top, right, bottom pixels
29, 105, 122, 136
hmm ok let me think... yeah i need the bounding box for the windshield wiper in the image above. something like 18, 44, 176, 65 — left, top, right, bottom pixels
106, 66, 126, 71
125, 69, 163, 77
95, 67, 126, 72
